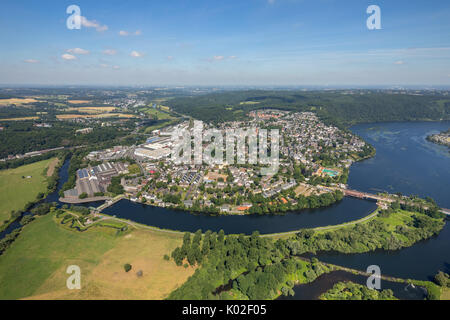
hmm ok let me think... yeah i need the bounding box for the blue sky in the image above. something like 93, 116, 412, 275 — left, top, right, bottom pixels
0, 0, 449, 86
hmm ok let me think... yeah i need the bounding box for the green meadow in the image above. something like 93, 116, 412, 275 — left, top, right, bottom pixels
0, 158, 55, 226
0, 213, 119, 299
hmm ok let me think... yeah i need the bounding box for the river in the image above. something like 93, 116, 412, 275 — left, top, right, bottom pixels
103, 121, 450, 281
315, 121, 450, 282
2, 121, 448, 286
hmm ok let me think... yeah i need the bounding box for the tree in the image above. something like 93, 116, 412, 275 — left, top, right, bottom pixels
434, 271, 449, 287
124, 263, 132, 272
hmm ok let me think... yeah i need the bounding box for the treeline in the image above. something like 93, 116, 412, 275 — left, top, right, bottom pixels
247, 190, 344, 215
0, 150, 63, 170
166, 90, 450, 126
0, 121, 130, 159
286, 207, 445, 255
320, 281, 396, 300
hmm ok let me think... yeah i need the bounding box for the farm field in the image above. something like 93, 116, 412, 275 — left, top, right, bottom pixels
0, 116, 39, 121
0, 158, 55, 226
56, 113, 136, 120
65, 106, 117, 114
67, 100, 91, 104
0, 98, 38, 106
0, 213, 193, 300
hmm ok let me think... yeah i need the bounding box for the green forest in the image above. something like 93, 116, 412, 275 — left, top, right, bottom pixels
167, 202, 445, 300
166, 90, 450, 127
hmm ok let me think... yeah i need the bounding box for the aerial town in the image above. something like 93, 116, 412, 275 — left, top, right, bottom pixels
60, 110, 371, 214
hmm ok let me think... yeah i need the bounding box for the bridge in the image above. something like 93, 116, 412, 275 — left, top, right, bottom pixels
343, 189, 450, 216
94, 194, 125, 212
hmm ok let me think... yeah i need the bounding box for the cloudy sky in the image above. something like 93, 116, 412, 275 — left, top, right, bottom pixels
0, 0, 449, 86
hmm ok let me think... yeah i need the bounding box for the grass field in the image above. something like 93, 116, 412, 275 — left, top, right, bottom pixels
0, 158, 55, 226
140, 107, 175, 120
0, 212, 194, 300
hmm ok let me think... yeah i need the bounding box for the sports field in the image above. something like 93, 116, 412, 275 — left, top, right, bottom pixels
0, 158, 55, 226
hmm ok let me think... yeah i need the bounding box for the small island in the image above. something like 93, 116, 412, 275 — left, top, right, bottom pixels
427, 129, 450, 148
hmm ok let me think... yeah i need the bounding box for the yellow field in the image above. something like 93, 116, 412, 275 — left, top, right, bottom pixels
442, 288, 450, 300
56, 113, 136, 120
0, 98, 37, 106
23, 227, 194, 300
0, 116, 39, 121
46, 158, 60, 177
239, 101, 260, 105
67, 100, 91, 104
65, 107, 117, 114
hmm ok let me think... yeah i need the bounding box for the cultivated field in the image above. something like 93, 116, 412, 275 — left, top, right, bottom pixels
0, 116, 39, 121
67, 100, 91, 104
65, 106, 117, 114
0, 213, 194, 300
0, 98, 38, 106
0, 158, 55, 226
56, 113, 136, 120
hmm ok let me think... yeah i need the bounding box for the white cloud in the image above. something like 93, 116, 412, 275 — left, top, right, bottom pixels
167, 56, 174, 61
103, 49, 117, 55
130, 51, 143, 58
24, 59, 39, 64
119, 30, 142, 36
67, 48, 90, 55
208, 55, 237, 62
394, 60, 405, 65
268, 0, 275, 4
61, 54, 77, 61
77, 16, 108, 32
100, 64, 109, 68
113, 65, 120, 70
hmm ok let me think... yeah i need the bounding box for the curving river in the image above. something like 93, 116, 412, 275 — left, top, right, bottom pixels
2, 121, 448, 284
103, 121, 450, 280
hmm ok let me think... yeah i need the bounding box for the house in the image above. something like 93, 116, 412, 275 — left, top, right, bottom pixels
183, 200, 193, 208
220, 204, 231, 213
76, 128, 93, 134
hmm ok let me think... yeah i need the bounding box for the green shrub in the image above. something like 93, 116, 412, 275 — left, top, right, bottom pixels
124, 263, 132, 273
